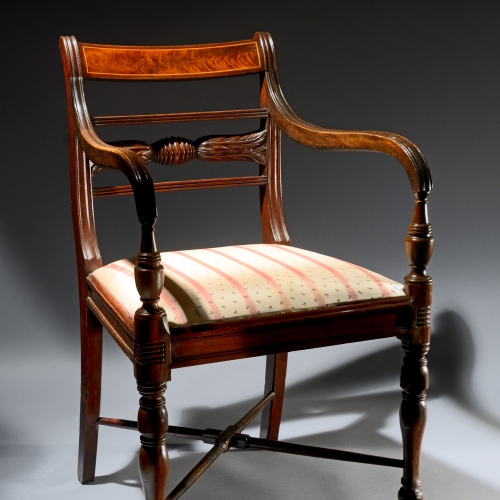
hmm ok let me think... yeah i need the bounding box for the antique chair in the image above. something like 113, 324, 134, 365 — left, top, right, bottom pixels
60, 33, 433, 499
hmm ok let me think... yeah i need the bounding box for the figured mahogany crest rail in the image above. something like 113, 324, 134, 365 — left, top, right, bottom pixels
79, 40, 263, 80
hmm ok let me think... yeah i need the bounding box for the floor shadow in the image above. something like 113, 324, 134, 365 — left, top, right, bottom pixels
178, 310, 500, 434
429, 310, 500, 429
92, 451, 141, 489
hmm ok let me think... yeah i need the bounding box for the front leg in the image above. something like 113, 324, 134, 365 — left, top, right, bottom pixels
134, 228, 171, 500
137, 380, 169, 499
399, 340, 429, 500
399, 190, 433, 499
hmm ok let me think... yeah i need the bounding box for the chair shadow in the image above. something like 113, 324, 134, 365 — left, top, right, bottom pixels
94, 309, 500, 488
92, 451, 142, 488
179, 309, 500, 432
429, 310, 500, 429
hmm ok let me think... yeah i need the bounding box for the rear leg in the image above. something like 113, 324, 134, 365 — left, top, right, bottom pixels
77, 306, 103, 483
260, 352, 288, 440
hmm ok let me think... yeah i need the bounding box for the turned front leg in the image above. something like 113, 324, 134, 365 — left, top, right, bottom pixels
137, 382, 169, 499
400, 190, 433, 499
134, 224, 171, 500
399, 341, 429, 500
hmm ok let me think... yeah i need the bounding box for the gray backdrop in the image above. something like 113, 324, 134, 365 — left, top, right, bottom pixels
1, 1, 500, 498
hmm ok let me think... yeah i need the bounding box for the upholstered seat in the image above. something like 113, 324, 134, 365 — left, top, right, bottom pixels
90, 244, 406, 328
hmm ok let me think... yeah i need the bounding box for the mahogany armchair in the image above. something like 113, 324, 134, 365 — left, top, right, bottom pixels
60, 33, 433, 499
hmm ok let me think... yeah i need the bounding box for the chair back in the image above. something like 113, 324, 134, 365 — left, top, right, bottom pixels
60, 33, 290, 289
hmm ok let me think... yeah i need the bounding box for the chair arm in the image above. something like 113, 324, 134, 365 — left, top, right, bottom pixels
69, 76, 157, 225
265, 70, 432, 194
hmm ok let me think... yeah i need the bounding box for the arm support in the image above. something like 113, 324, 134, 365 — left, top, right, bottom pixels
69, 75, 157, 224
265, 69, 432, 194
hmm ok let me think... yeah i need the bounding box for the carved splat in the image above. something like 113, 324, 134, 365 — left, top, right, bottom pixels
92, 130, 267, 174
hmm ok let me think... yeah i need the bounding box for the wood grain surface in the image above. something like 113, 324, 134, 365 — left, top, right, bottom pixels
80, 40, 262, 79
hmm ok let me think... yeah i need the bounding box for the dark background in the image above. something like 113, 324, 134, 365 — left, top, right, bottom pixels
1, 1, 500, 497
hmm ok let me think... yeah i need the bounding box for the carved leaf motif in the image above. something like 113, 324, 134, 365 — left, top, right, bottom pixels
197, 130, 267, 164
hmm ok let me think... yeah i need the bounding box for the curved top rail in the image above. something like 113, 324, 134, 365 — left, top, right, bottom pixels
77, 36, 264, 80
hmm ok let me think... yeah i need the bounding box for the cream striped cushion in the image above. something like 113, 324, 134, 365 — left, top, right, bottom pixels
90, 244, 406, 327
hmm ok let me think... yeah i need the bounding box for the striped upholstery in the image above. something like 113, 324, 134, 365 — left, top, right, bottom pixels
90, 244, 406, 327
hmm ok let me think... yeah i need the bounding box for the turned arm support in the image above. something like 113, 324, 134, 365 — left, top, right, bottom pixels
265, 69, 432, 194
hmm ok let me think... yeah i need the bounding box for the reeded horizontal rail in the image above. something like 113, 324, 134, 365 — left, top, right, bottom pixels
92, 108, 268, 126
92, 175, 267, 198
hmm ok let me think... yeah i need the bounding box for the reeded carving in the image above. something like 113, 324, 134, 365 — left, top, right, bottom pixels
135, 341, 167, 366
416, 306, 431, 328
198, 130, 267, 164
149, 137, 198, 166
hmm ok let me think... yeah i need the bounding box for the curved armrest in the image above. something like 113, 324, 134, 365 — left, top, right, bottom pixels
265, 70, 432, 194
69, 76, 157, 224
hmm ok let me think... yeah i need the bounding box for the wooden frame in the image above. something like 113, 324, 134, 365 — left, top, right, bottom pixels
60, 32, 433, 500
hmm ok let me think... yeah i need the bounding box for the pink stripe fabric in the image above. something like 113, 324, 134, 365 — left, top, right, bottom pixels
346, 263, 392, 297
236, 245, 326, 307
160, 259, 222, 320
271, 246, 359, 301
173, 251, 258, 315
274, 246, 391, 298
106, 262, 183, 320
206, 248, 293, 311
